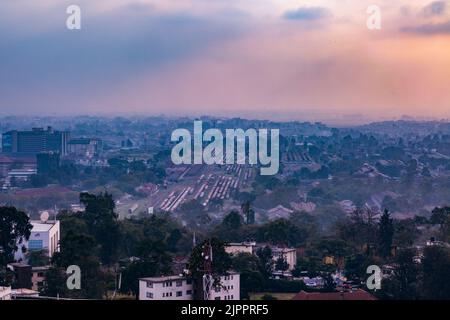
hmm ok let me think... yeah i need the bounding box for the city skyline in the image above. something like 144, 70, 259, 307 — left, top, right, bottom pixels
1, 1, 450, 122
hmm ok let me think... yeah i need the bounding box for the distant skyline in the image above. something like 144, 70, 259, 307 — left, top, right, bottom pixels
1, 1, 450, 122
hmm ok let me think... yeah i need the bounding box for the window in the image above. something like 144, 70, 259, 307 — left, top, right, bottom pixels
186, 290, 192, 295
176, 291, 182, 297
186, 279, 192, 285
169, 292, 173, 297
215, 297, 221, 300
147, 282, 153, 288
37, 272, 44, 277
146, 292, 153, 299
176, 280, 183, 287
28, 240, 43, 251
231, 295, 233, 299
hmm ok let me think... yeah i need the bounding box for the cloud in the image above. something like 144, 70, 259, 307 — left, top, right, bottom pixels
421, 1, 447, 17
402, 20, 450, 34
0, 5, 247, 101
282, 7, 332, 21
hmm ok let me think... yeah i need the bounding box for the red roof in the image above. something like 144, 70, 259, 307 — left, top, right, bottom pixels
292, 290, 377, 301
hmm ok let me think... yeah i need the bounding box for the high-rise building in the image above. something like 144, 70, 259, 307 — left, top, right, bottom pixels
2, 127, 69, 156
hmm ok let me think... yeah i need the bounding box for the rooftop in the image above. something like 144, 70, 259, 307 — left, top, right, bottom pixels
31, 220, 59, 233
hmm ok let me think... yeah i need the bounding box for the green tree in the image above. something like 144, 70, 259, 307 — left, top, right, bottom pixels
381, 248, 418, 299
120, 240, 172, 298
80, 192, 122, 264
241, 201, 255, 225
188, 238, 232, 300
378, 209, 394, 258
421, 246, 450, 299
256, 246, 273, 279
0, 207, 33, 268
274, 257, 289, 272
44, 231, 106, 299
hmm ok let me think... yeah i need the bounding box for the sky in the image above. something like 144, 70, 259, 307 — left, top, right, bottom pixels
0, 0, 450, 124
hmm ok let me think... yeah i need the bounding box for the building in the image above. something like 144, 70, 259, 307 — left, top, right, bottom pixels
267, 205, 294, 220
0, 286, 12, 300
67, 138, 102, 158
7, 263, 32, 289
225, 242, 297, 271
139, 273, 240, 301
225, 242, 256, 256
272, 247, 297, 271
31, 266, 50, 292
15, 220, 60, 262
2, 127, 69, 156
292, 289, 377, 300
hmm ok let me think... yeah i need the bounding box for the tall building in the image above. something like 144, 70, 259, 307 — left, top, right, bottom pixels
2, 127, 69, 156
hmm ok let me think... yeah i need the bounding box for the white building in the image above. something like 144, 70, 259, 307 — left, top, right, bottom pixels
15, 220, 60, 262
139, 272, 240, 301
225, 242, 256, 256
225, 242, 297, 271
272, 247, 297, 271
0, 286, 12, 300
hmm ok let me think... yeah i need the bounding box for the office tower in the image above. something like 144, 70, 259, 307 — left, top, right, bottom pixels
2, 127, 70, 156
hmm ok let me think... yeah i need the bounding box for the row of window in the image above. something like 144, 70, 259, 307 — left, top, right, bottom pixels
214, 295, 234, 300
215, 285, 234, 293
223, 275, 234, 281
147, 279, 192, 288
145, 290, 193, 299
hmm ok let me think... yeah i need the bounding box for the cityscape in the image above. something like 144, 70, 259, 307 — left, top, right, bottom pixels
0, 116, 449, 301
1, 0, 450, 309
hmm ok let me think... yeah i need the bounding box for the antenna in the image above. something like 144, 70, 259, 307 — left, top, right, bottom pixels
40, 211, 49, 223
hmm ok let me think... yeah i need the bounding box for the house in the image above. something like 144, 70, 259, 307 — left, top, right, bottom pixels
225, 242, 256, 256
225, 242, 297, 271
267, 205, 294, 220
139, 272, 240, 301
271, 247, 297, 271
292, 289, 377, 300
31, 266, 50, 292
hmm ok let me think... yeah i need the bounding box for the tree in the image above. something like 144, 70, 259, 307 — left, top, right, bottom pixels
120, 240, 172, 298
0, 207, 33, 269
222, 211, 243, 230
241, 201, 255, 225
274, 257, 289, 272
231, 253, 264, 299
381, 248, 418, 299
44, 231, 106, 299
324, 274, 336, 292
26, 249, 50, 267
188, 238, 232, 300
256, 246, 273, 279
378, 209, 394, 258
80, 192, 122, 264
421, 246, 450, 299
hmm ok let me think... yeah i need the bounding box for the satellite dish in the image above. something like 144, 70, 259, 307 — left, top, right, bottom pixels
40, 211, 49, 223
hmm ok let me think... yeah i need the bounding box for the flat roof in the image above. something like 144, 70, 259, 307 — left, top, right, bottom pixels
140, 275, 186, 283
31, 221, 58, 233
